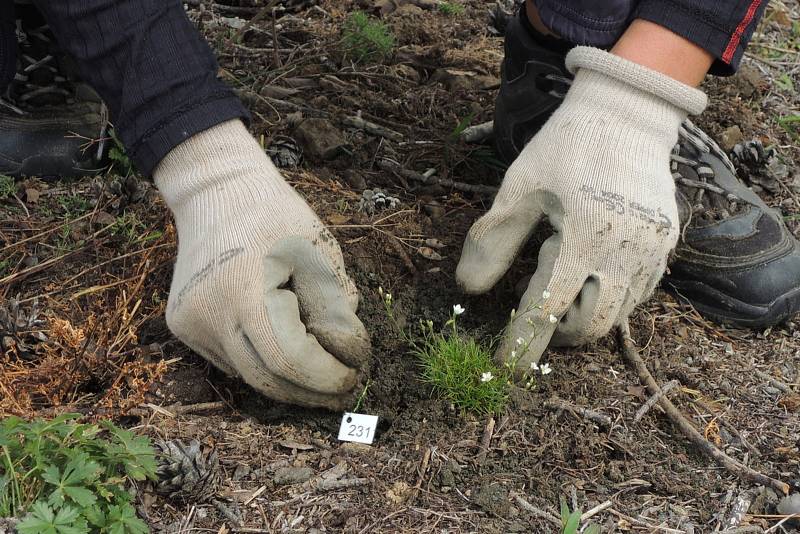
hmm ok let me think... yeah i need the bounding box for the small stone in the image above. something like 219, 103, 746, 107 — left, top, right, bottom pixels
790, 174, 800, 194
339, 442, 373, 455
473, 483, 510, 518
294, 118, 347, 160
273, 466, 314, 486
422, 201, 445, 220
232, 464, 250, 481
391, 64, 420, 84
343, 170, 367, 190
767, 158, 790, 181
720, 126, 744, 152
735, 64, 766, 98
778, 493, 800, 524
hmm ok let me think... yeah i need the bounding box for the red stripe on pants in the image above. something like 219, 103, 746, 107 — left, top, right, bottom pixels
722, 0, 763, 64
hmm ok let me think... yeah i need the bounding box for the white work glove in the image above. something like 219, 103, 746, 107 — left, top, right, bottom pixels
154, 119, 370, 409
457, 47, 707, 371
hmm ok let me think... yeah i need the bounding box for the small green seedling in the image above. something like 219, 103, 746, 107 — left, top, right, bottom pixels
0, 175, 16, 200
353, 379, 372, 413
108, 130, 135, 178
381, 289, 551, 416
778, 114, 800, 142
1, 414, 156, 534
57, 194, 91, 218
341, 11, 395, 64
560, 497, 601, 534
438, 2, 465, 16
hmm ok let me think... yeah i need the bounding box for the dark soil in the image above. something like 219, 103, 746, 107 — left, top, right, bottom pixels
2, 0, 800, 532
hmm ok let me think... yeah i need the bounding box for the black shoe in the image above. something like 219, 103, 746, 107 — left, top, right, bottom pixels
494, 8, 800, 328
0, 4, 106, 178
492, 7, 572, 165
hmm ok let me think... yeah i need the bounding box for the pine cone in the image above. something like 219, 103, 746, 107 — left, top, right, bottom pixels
154, 439, 220, 502
0, 518, 18, 534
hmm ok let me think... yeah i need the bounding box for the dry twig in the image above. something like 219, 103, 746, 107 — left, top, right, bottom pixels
476, 416, 495, 465
544, 397, 612, 427
634, 379, 679, 423
460, 120, 494, 143
343, 114, 403, 142
618, 321, 789, 495
512, 494, 562, 527
377, 159, 498, 195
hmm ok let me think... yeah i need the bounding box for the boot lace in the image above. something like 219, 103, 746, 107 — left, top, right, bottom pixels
1, 20, 73, 112
672, 119, 744, 224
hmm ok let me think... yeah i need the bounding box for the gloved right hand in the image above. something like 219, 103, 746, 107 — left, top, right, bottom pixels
154, 120, 370, 410
457, 47, 707, 372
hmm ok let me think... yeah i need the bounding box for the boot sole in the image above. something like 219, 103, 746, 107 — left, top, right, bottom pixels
0, 153, 106, 178
665, 278, 800, 329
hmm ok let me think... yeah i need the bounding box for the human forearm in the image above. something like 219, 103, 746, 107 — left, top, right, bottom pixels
610, 19, 713, 87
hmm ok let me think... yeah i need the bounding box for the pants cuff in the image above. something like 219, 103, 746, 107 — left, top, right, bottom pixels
635, 1, 753, 75
130, 93, 250, 176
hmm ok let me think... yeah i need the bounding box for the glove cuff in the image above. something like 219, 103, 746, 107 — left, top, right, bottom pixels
566, 46, 707, 116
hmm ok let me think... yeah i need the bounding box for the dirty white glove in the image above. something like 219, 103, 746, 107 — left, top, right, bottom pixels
154, 119, 370, 409
457, 47, 707, 371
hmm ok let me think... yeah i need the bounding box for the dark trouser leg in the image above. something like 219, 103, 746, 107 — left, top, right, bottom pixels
0, 2, 15, 90
532, 0, 767, 75
30, 0, 249, 176
531, 0, 637, 48
634, 0, 768, 74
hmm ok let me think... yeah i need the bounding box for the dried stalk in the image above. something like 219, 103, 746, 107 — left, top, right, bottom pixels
618, 321, 789, 495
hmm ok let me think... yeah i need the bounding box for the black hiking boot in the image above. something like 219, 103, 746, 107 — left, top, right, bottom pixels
494, 7, 800, 328
0, 3, 106, 178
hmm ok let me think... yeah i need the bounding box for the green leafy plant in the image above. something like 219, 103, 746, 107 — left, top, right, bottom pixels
0, 175, 16, 200
108, 130, 134, 178
381, 289, 551, 415
57, 194, 92, 218
341, 11, 395, 64
778, 114, 800, 142
111, 212, 145, 244
449, 112, 476, 141
775, 72, 795, 93
0, 414, 156, 533
560, 497, 601, 534
438, 2, 465, 16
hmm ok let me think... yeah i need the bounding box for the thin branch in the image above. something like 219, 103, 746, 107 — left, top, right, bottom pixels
377, 159, 498, 195
544, 397, 612, 427
618, 321, 789, 495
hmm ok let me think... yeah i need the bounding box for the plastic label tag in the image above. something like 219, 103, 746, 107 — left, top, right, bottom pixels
337, 412, 378, 445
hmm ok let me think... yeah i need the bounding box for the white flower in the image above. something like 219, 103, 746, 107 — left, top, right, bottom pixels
453, 304, 465, 316
539, 363, 552, 375
542, 290, 551, 299
548, 314, 558, 324
530, 361, 539, 371
510, 350, 517, 359
378, 286, 384, 295
516, 337, 525, 346
480, 372, 494, 383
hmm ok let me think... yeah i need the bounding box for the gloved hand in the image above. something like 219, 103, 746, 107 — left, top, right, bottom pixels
154, 119, 370, 409
457, 47, 707, 372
